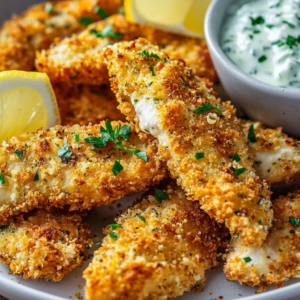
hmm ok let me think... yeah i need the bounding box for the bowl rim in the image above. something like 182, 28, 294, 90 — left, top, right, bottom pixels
204, 0, 300, 96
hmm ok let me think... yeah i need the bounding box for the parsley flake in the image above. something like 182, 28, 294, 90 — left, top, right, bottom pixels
196, 153, 204, 160
45, 2, 53, 13
107, 224, 123, 230
150, 53, 160, 59
247, 124, 257, 143
250, 16, 265, 26
193, 103, 222, 115
155, 189, 169, 204
75, 134, 80, 142
232, 153, 241, 162
90, 25, 123, 40
138, 215, 146, 223
139, 50, 149, 60
243, 257, 252, 263
95, 6, 109, 19
230, 167, 246, 176
149, 64, 156, 76
109, 232, 119, 240
0, 174, 5, 185
58, 141, 72, 158
112, 160, 123, 176
289, 217, 300, 226
14, 148, 23, 159
283, 20, 295, 29
79, 17, 94, 27
0, 225, 9, 232
33, 169, 39, 182
258, 55, 267, 63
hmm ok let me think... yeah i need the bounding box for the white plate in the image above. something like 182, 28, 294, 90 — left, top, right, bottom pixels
1, 2, 300, 300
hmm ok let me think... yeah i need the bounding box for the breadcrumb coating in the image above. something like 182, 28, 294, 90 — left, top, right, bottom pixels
35, 14, 217, 86
0, 0, 123, 71
0, 121, 168, 222
104, 38, 273, 247
224, 190, 300, 291
53, 84, 126, 126
243, 121, 300, 186
0, 208, 92, 281
84, 183, 225, 300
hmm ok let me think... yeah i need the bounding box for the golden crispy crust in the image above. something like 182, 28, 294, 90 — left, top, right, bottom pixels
35, 14, 217, 86
53, 84, 126, 126
0, 0, 123, 71
224, 190, 300, 291
0, 208, 92, 281
84, 183, 224, 300
242, 121, 300, 186
104, 38, 272, 247
0, 121, 168, 222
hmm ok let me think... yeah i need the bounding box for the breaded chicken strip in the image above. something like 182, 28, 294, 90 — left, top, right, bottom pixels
0, 208, 92, 281
0, 121, 167, 222
224, 189, 300, 291
53, 84, 126, 126
35, 14, 217, 86
243, 121, 300, 186
84, 183, 226, 300
0, 0, 123, 71
104, 38, 272, 247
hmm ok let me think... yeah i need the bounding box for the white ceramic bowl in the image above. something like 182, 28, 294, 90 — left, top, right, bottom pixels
205, 0, 300, 138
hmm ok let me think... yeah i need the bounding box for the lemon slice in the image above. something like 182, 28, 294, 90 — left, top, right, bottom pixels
0, 71, 60, 142
124, 0, 212, 38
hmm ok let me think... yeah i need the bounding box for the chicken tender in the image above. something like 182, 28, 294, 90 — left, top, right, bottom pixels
0, 121, 168, 222
104, 38, 272, 247
53, 84, 126, 126
35, 14, 217, 86
0, 0, 123, 71
224, 189, 300, 291
84, 183, 226, 300
0, 208, 92, 281
243, 121, 300, 186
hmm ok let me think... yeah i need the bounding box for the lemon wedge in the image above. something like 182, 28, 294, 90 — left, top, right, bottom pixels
0, 71, 60, 142
124, 0, 212, 37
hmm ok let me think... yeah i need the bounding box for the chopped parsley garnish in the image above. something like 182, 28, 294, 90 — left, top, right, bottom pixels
196, 153, 204, 160
79, 17, 94, 27
272, 35, 300, 49
84, 120, 147, 174
108, 232, 119, 240
282, 20, 295, 29
45, 2, 53, 13
139, 50, 149, 60
247, 124, 257, 143
243, 257, 252, 263
150, 53, 160, 59
33, 169, 39, 182
255, 161, 262, 166
95, 6, 109, 19
270, 0, 282, 8
75, 134, 80, 142
230, 167, 246, 176
266, 24, 275, 29
133, 150, 147, 162
107, 224, 123, 230
0, 225, 9, 232
138, 215, 146, 223
112, 160, 123, 176
289, 217, 300, 226
149, 64, 156, 76
258, 55, 267, 63
250, 16, 265, 26
90, 24, 123, 40
193, 103, 222, 115
14, 148, 23, 159
155, 189, 169, 204
249, 34, 253, 40
0, 174, 5, 185
232, 153, 241, 162
58, 141, 73, 158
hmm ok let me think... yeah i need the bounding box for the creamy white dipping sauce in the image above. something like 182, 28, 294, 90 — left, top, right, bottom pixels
222, 0, 300, 90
